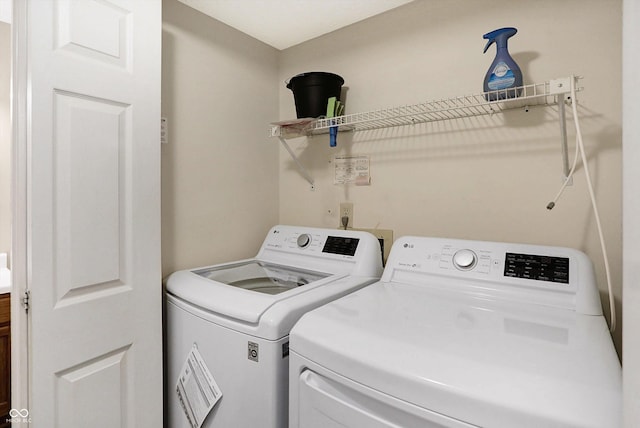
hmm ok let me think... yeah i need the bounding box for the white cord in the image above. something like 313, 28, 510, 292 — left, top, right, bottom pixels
546, 129, 580, 210
548, 78, 616, 332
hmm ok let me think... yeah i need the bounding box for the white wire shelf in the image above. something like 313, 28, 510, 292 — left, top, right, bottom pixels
270, 76, 580, 138
271, 76, 581, 189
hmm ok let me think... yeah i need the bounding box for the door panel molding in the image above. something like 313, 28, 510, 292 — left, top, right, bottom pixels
54, 0, 132, 70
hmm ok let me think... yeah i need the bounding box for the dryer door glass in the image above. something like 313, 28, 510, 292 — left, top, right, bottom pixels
193, 262, 330, 295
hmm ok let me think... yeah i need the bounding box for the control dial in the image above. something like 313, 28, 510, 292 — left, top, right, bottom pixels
453, 249, 477, 271
297, 233, 311, 248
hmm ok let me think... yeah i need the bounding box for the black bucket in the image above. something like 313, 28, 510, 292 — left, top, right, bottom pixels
286, 72, 344, 118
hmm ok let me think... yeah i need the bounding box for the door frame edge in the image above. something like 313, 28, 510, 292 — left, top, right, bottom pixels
11, 0, 29, 415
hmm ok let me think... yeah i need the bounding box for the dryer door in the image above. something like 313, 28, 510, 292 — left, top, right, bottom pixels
296, 369, 476, 428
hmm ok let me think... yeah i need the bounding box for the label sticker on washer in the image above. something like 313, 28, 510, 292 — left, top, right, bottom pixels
176, 344, 222, 428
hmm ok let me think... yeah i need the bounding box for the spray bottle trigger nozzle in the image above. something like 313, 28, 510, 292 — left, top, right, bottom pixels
483, 39, 494, 54
482, 27, 518, 53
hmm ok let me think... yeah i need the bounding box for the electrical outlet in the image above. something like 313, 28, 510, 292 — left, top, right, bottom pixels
339, 202, 353, 229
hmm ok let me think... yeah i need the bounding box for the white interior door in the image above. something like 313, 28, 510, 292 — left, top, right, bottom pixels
13, 0, 162, 426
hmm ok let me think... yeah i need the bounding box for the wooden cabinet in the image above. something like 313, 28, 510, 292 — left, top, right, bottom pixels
0, 294, 9, 426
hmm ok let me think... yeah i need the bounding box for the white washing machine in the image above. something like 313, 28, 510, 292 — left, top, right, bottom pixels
289, 236, 622, 428
165, 225, 383, 428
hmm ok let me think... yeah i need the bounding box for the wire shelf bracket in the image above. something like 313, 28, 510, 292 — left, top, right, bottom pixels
278, 137, 315, 190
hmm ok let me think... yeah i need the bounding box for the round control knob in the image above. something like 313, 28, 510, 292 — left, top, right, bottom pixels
297, 233, 311, 248
453, 249, 477, 271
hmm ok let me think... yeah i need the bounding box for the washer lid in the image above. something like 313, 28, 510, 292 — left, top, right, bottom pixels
165, 259, 342, 325
290, 281, 621, 428
193, 261, 330, 295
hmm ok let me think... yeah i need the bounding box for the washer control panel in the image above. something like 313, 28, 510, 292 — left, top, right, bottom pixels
256, 225, 384, 278
264, 228, 365, 257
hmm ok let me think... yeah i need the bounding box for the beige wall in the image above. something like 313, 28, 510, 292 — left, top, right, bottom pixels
161, 0, 280, 277
278, 0, 623, 351
0, 22, 10, 262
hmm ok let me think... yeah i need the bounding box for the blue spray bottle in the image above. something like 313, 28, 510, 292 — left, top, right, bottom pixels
483, 27, 523, 100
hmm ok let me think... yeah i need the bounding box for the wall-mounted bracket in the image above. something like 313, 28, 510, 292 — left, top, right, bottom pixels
557, 94, 573, 185
278, 137, 315, 190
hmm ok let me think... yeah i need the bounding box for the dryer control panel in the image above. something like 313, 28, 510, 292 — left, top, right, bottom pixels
504, 253, 569, 284
382, 236, 601, 315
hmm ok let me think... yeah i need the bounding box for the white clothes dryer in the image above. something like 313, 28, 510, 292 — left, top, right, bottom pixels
289, 236, 621, 428
165, 225, 383, 428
